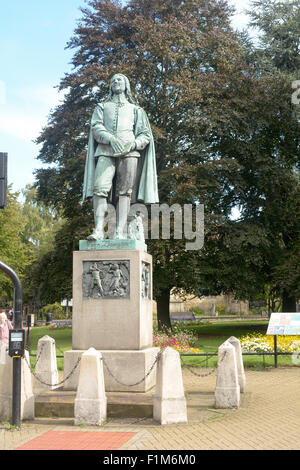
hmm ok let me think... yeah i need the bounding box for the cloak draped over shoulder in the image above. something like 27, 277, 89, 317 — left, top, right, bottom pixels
82, 103, 159, 205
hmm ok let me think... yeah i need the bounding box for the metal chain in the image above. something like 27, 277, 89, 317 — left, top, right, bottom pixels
180, 359, 216, 378
34, 343, 45, 368
102, 350, 163, 387
181, 350, 227, 378
56, 345, 66, 357
24, 347, 227, 387
26, 347, 162, 389
24, 354, 81, 388
24, 343, 45, 374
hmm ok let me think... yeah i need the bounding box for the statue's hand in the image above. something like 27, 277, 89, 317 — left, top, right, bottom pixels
109, 135, 125, 154
130, 141, 137, 151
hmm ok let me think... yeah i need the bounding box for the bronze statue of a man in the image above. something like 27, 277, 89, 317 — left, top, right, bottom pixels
82, 73, 159, 240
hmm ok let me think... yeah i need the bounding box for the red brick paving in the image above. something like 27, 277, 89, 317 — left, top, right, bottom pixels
15, 431, 136, 451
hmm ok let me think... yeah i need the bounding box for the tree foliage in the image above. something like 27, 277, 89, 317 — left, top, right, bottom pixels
0, 190, 32, 303
247, 0, 300, 74
32, 0, 300, 324
20, 186, 65, 308
34, 0, 254, 325
242, 0, 300, 310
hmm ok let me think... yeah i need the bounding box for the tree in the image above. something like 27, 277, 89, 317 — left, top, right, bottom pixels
243, 0, 300, 311
247, 0, 300, 75
25, 214, 91, 306
34, 0, 255, 328
0, 189, 31, 304
20, 186, 65, 310
167, 0, 300, 315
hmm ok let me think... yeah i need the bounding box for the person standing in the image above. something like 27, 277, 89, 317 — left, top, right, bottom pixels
0, 312, 13, 364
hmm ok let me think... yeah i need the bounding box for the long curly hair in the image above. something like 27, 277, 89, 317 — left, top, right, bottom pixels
107, 73, 138, 104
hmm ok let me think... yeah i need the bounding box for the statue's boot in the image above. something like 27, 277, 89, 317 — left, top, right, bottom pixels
87, 195, 107, 240
115, 195, 130, 239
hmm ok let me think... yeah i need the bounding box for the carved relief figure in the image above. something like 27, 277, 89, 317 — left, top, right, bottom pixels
89, 262, 104, 298
142, 263, 150, 299
108, 263, 126, 296
83, 260, 130, 299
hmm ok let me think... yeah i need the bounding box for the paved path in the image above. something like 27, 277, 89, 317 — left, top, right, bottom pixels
1, 367, 300, 450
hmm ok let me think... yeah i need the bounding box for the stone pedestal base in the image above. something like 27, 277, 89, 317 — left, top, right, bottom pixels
72, 249, 153, 351
74, 349, 107, 426
215, 341, 240, 409
0, 351, 34, 421
64, 347, 159, 393
34, 335, 59, 395
153, 347, 187, 425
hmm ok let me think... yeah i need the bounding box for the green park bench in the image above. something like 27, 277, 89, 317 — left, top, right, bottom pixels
170, 311, 196, 323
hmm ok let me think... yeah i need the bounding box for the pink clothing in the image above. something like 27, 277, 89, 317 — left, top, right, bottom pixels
0, 319, 13, 343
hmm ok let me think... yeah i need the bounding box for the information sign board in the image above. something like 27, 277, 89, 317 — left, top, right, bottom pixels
267, 312, 300, 335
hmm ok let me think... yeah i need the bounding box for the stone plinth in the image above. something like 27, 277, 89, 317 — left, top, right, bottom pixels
215, 340, 240, 409
34, 335, 59, 394
74, 348, 107, 426
72, 249, 153, 351
153, 347, 187, 425
79, 239, 147, 252
228, 336, 246, 393
65, 248, 157, 392
64, 347, 159, 392
0, 350, 34, 421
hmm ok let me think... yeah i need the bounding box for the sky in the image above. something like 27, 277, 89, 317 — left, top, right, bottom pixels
0, 0, 252, 195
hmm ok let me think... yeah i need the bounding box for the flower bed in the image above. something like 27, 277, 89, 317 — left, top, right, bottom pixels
239, 333, 300, 353
49, 320, 72, 330
153, 330, 201, 354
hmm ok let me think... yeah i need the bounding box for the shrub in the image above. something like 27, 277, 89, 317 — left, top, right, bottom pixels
190, 307, 205, 316
39, 302, 65, 320
216, 303, 226, 316
153, 324, 201, 353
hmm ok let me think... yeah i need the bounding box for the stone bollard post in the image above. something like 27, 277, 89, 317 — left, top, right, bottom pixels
215, 340, 240, 409
228, 336, 246, 393
33, 335, 59, 394
153, 347, 187, 425
0, 349, 34, 421
74, 348, 107, 426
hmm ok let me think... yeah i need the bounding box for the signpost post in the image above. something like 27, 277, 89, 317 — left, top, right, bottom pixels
267, 312, 300, 368
0, 155, 24, 428
274, 335, 278, 368
0, 261, 24, 428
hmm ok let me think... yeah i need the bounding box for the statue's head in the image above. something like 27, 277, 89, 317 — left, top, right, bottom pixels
108, 73, 137, 104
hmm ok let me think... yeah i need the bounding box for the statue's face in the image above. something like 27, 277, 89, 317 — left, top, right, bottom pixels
110, 74, 126, 95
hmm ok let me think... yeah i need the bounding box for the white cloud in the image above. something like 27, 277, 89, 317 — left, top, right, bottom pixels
0, 84, 67, 142
229, 0, 251, 31
0, 112, 43, 141
12, 84, 66, 109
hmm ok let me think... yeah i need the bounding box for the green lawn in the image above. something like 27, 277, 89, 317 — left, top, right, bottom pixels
180, 320, 295, 369
27, 326, 72, 370
27, 320, 297, 371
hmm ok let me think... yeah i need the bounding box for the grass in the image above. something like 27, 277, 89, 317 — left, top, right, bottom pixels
26, 320, 297, 371
170, 320, 296, 369
175, 320, 252, 368
0, 421, 19, 431
27, 326, 72, 371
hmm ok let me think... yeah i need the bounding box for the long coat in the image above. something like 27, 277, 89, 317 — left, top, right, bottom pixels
82, 103, 159, 206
